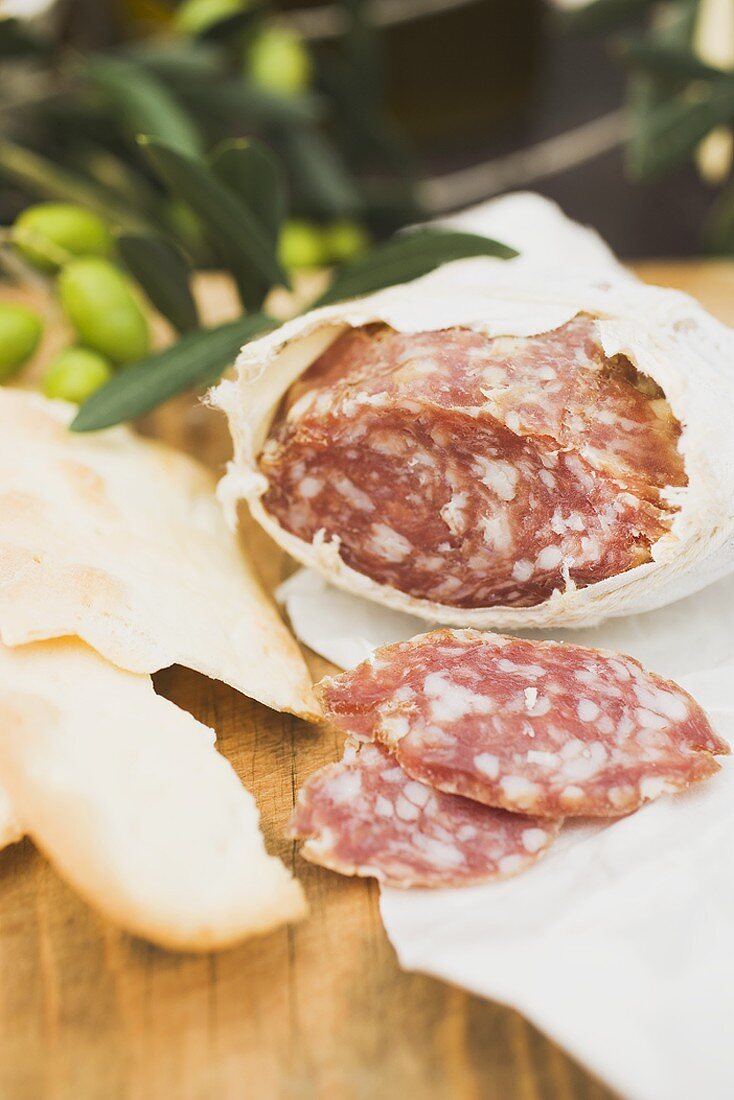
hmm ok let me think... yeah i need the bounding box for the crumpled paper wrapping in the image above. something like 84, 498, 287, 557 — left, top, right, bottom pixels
275, 193, 734, 1100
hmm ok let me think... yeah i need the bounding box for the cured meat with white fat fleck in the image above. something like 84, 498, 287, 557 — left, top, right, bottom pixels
317, 630, 728, 817
260, 317, 686, 609
288, 740, 561, 888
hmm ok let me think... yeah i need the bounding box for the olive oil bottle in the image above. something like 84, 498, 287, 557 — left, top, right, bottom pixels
280, 0, 544, 152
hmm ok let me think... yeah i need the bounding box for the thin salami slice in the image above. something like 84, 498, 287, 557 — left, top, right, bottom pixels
260, 317, 686, 609
317, 630, 728, 817
288, 740, 561, 888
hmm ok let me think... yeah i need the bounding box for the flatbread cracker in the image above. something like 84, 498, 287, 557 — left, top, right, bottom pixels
0, 389, 317, 720
0, 637, 306, 950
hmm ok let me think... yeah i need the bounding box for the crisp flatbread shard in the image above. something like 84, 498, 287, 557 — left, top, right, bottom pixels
0, 389, 317, 720
212, 194, 734, 630
0, 638, 306, 950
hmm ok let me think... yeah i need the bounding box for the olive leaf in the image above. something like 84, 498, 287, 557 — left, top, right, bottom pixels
83, 56, 203, 158
209, 138, 286, 309
123, 40, 224, 84
118, 232, 199, 334
620, 0, 700, 179
626, 80, 734, 180
140, 137, 289, 309
74, 143, 162, 216
71, 314, 273, 432
210, 138, 285, 244
314, 228, 517, 307
615, 38, 721, 82
0, 138, 149, 232
176, 79, 321, 128
281, 125, 362, 218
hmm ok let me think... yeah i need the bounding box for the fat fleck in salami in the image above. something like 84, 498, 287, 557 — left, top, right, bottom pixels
318, 630, 728, 817
288, 740, 561, 888
260, 317, 686, 609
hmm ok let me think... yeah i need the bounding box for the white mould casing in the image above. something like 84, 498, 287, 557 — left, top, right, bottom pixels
210, 193, 734, 631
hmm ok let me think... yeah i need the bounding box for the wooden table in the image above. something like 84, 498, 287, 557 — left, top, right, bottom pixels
2, 261, 729, 1100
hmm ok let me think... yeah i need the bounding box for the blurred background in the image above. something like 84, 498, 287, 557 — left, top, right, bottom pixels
1, 0, 733, 261
2, 0, 734, 415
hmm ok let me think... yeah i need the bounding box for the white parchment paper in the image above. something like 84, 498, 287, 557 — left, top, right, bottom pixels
279, 568, 734, 1100
273, 195, 734, 1099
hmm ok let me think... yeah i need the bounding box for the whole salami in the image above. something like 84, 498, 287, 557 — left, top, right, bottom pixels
213, 196, 734, 632
288, 740, 561, 888
317, 630, 728, 817
259, 318, 685, 610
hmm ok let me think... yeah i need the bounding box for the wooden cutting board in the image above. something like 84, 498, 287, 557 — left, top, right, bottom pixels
2, 260, 730, 1100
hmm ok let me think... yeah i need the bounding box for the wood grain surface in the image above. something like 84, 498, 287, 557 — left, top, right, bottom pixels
2, 261, 730, 1100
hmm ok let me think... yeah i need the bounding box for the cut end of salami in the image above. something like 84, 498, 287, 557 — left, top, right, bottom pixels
260, 316, 686, 611
318, 630, 727, 818
289, 740, 561, 888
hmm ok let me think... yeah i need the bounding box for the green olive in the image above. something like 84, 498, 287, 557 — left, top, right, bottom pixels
174, 0, 247, 34
58, 259, 150, 365
165, 200, 208, 259
14, 203, 113, 273
42, 347, 113, 404
278, 219, 326, 270
248, 25, 312, 97
324, 219, 370, 264
0, 302, 43, 381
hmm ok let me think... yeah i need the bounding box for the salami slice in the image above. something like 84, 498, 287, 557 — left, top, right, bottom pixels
288, 740, 561, 888
260, 317, 686, 609
317, 630, 728, 817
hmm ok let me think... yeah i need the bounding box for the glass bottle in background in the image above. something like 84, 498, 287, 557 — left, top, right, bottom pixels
280, 0, 545, 154
381, 0, 544, 152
